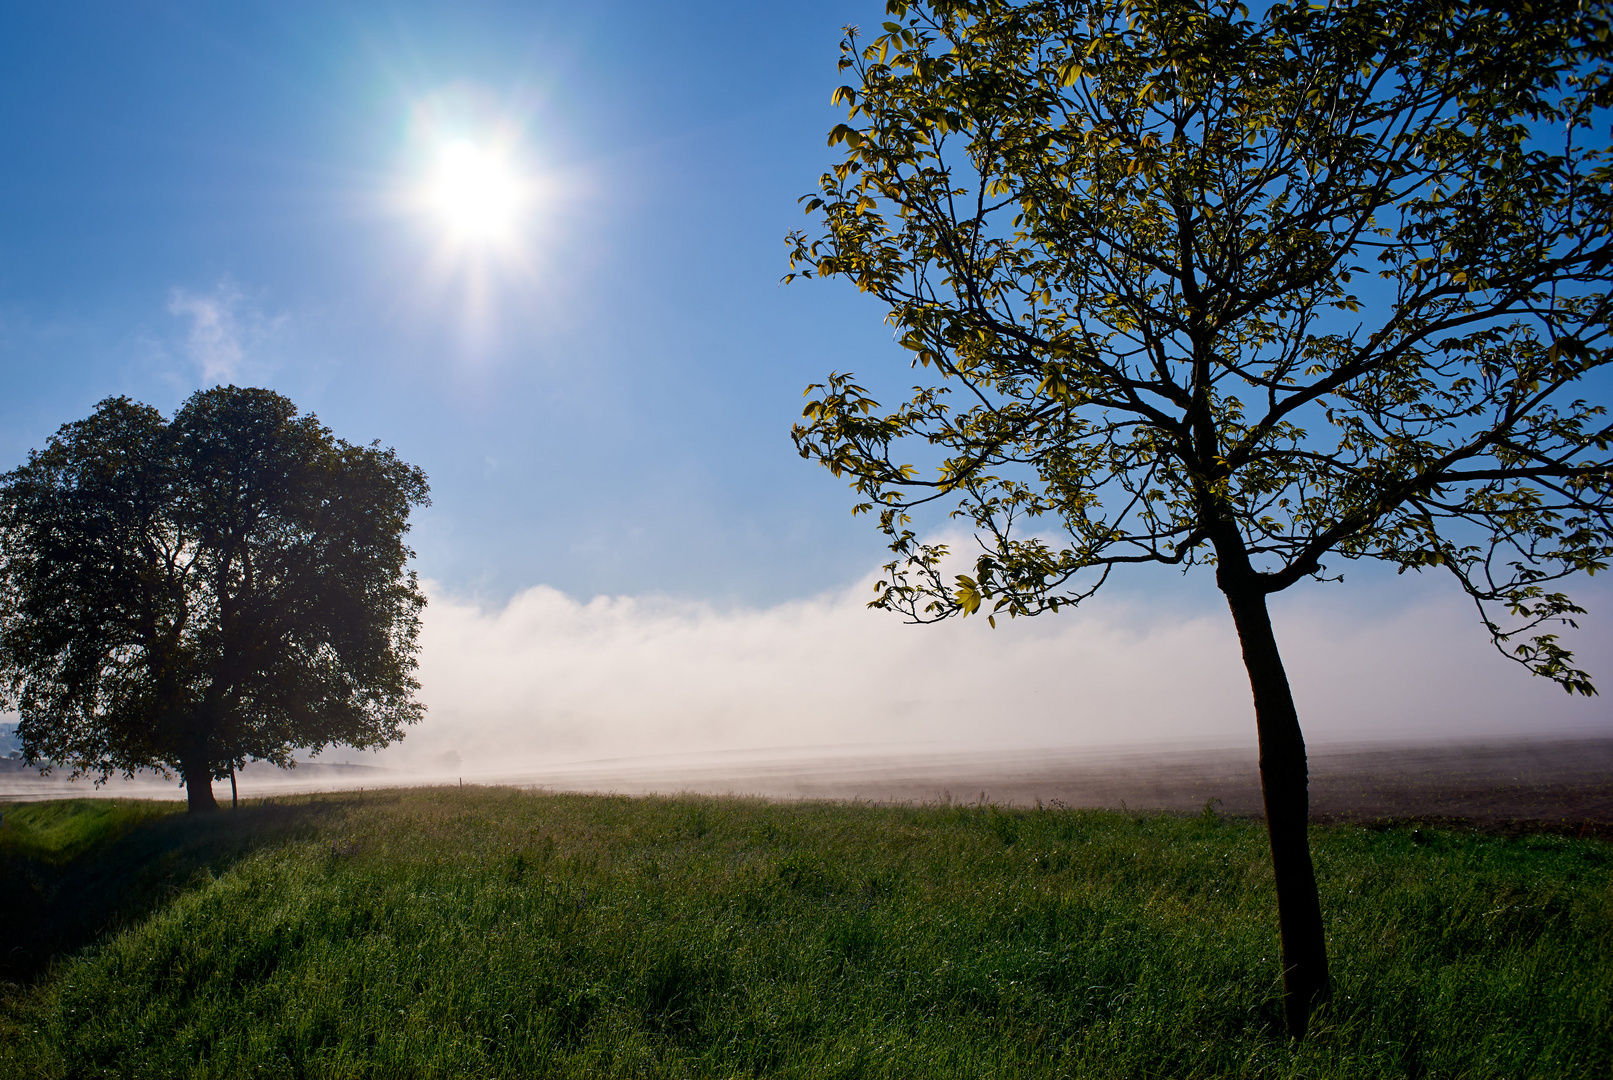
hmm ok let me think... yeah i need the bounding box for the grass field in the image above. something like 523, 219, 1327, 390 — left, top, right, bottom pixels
1, 787, 1608, 1078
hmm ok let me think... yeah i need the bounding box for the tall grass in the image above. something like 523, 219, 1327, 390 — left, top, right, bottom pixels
0, 798, 180, 864
1, 786, 1608, 1078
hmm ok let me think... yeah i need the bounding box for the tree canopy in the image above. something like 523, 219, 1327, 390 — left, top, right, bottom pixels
787, 0, 1612, 1036
0, 387, 430, 812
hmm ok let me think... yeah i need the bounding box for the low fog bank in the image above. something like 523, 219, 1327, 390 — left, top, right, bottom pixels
390, 567, 1606, 775
2, 564, 1605, 804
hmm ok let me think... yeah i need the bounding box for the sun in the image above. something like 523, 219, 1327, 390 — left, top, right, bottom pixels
426, 140, 526, 243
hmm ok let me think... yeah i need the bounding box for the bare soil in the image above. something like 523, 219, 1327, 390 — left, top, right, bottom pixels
5, 736, 1612, 836
492, 735, 1613, 838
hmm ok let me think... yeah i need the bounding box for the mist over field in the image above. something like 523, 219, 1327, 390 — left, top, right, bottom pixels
4, 559, 1604, 805
390, 564, 1610, 777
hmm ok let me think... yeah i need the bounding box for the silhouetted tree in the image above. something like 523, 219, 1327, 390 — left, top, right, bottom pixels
0, 387, 430, 812
788, 0, 1611, 1035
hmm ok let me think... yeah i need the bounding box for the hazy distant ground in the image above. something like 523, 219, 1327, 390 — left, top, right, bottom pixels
3, 736, 1610, 828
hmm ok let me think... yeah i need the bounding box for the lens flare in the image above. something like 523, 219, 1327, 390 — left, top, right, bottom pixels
396, 88, 572, 340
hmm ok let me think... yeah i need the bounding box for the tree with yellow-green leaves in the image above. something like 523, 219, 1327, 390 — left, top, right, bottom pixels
788, 0, 1612, 1037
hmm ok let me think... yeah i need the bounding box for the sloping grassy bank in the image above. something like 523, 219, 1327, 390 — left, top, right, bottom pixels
0, 799, 180, 865
1, 787, 1608, 1079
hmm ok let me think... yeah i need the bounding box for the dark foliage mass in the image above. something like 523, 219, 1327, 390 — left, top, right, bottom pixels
0, 387, 430, 811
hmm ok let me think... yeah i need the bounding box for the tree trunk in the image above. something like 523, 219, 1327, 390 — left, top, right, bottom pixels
1221, 583, 1330, 1037
181, 744, 219, 813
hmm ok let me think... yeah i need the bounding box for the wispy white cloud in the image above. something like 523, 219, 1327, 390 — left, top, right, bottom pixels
167, 278, 281, 383
395, 566, 1609, 772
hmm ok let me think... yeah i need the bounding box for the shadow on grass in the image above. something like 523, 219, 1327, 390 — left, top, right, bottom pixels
0, 798, 358, 985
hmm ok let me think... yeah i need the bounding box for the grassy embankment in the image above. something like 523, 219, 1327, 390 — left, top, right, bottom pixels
0, 787, 1608, 1078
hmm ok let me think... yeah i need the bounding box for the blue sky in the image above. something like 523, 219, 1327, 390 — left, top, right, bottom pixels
0, 0, 908, 605
0, 1, 1604, 757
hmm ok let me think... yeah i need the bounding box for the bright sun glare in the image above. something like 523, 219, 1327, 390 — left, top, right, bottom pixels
427, 140, 525, 242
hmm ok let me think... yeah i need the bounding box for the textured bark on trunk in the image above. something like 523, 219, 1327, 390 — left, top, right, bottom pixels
1222, 584, 1330, 1037
181, 745, 219, 813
